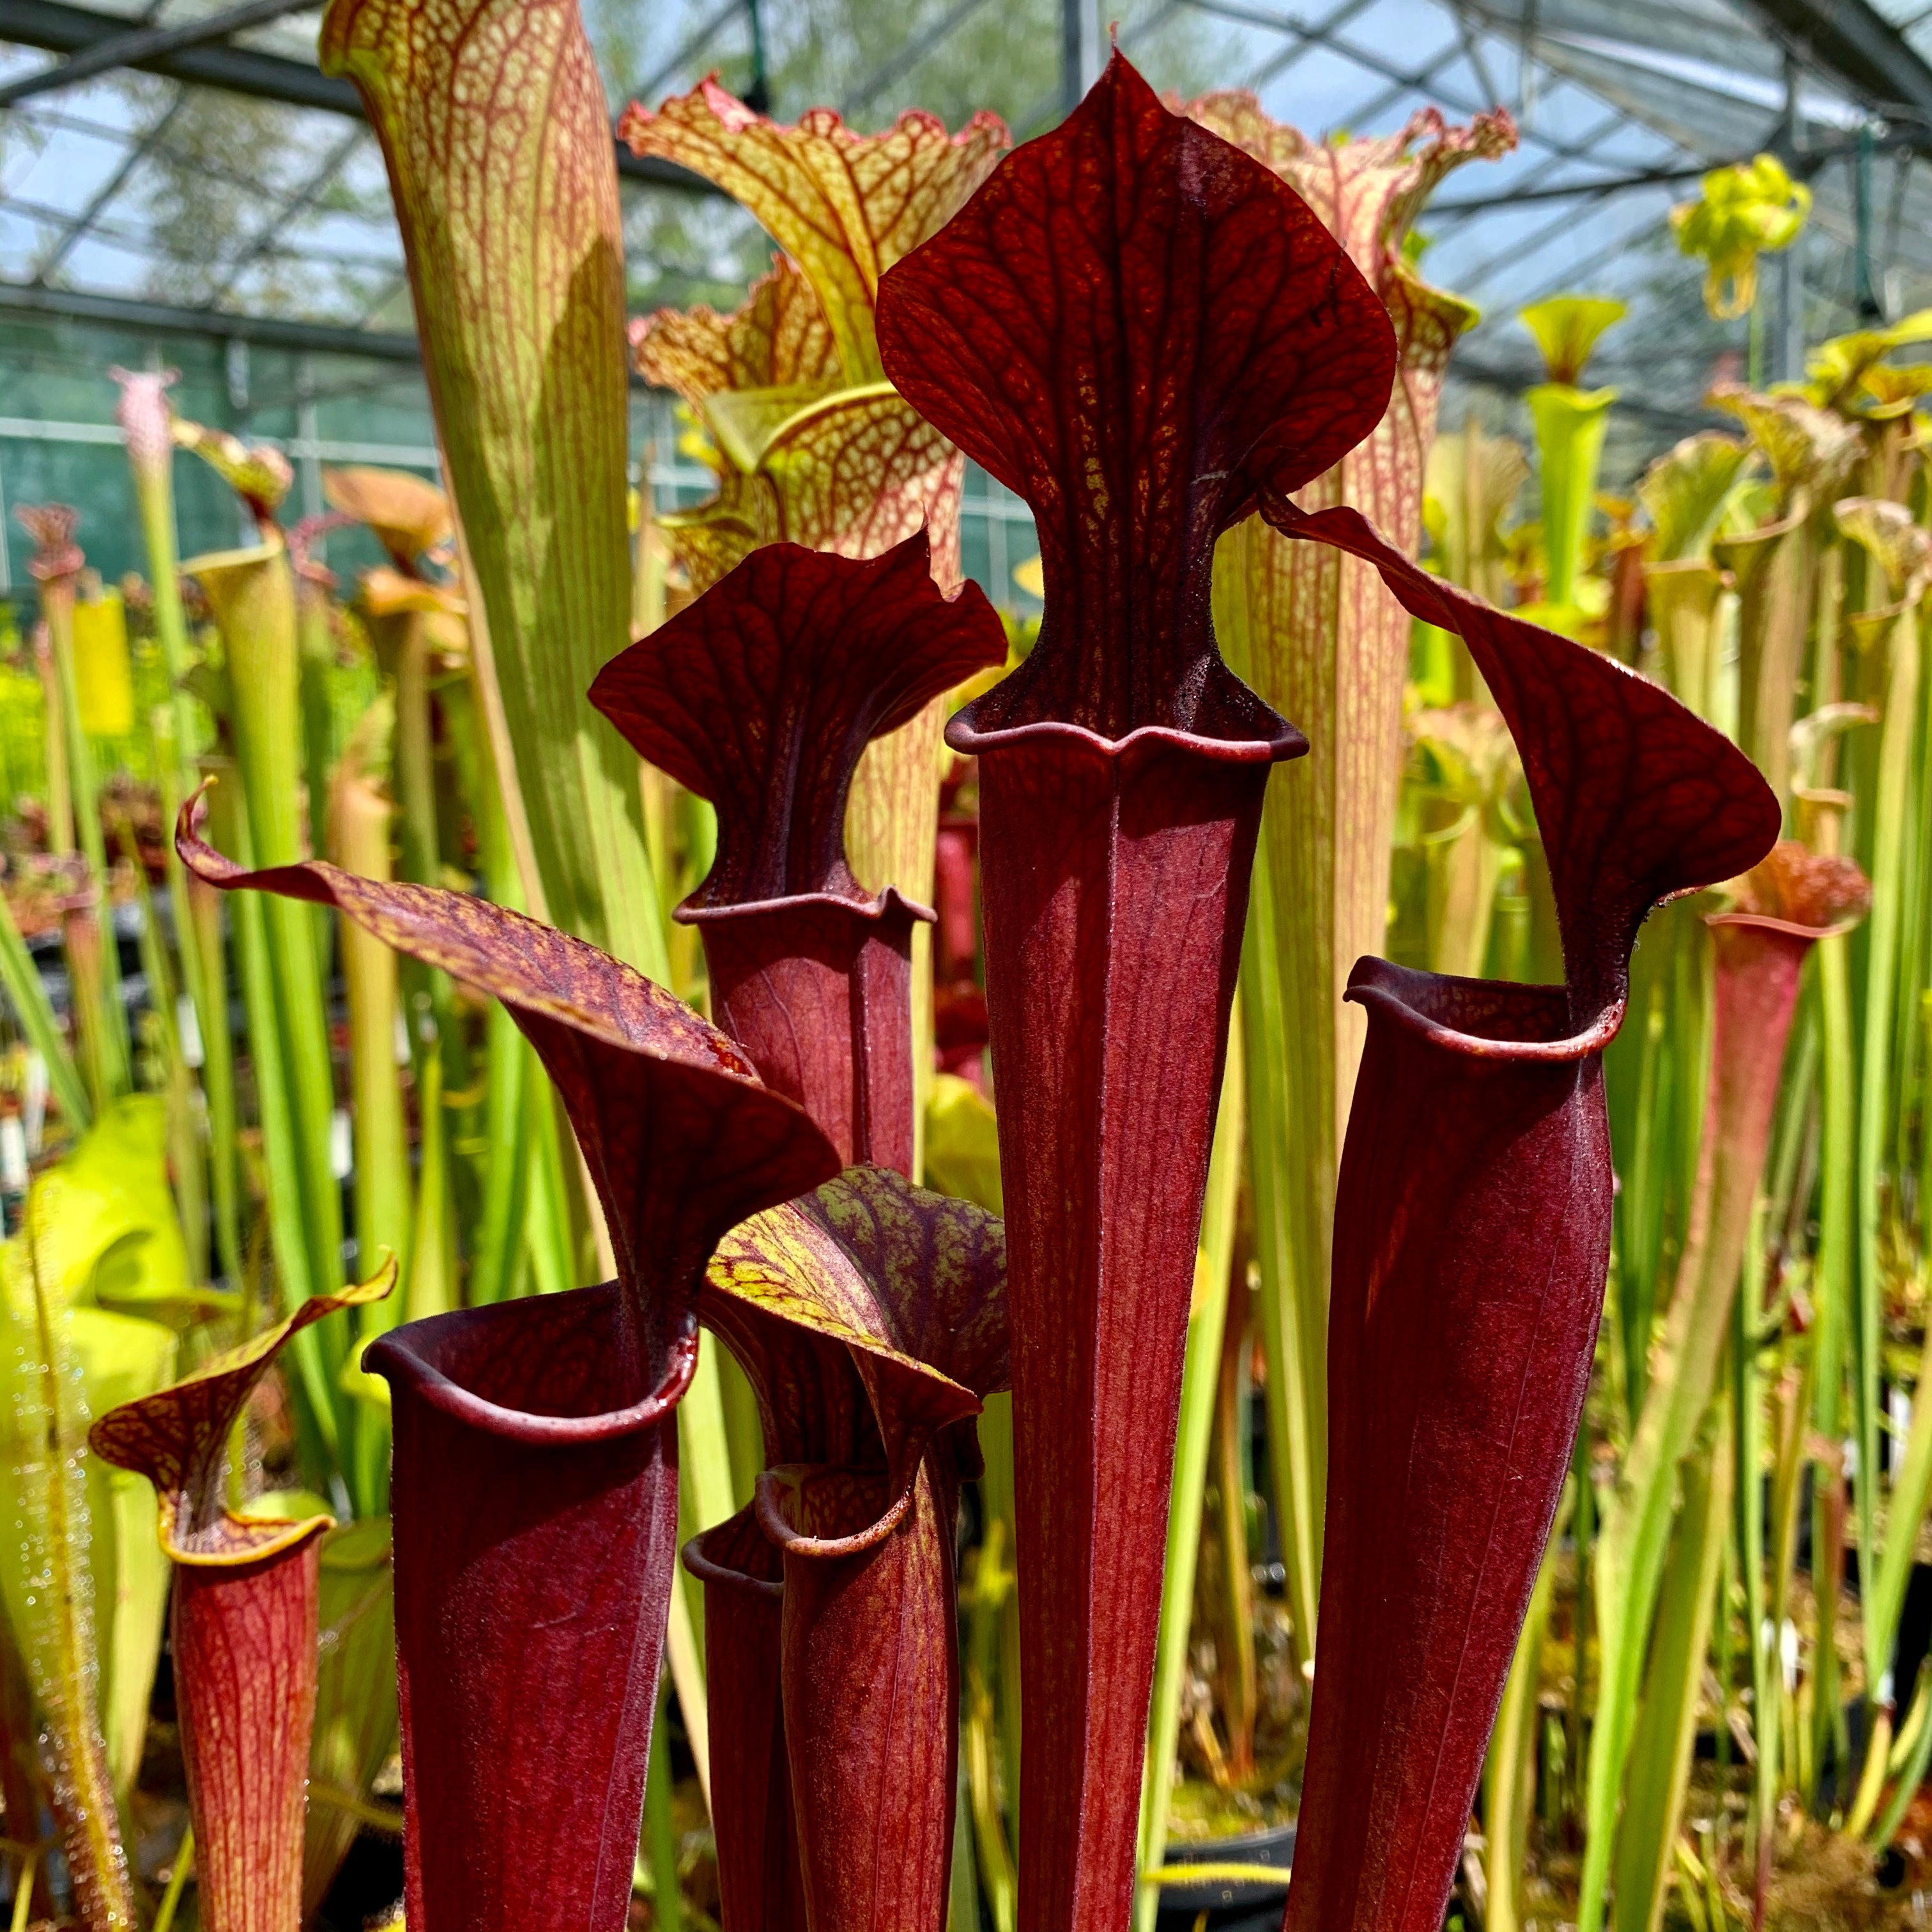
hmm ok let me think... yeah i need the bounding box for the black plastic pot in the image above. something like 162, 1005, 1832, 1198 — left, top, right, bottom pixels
1154, 1821, 1294, 1931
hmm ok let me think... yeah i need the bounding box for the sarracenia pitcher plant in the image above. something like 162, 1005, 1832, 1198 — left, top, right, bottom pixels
174, 791, 843, 1932
878, 49, 1775, 1932
590, 532, 1004, 1173
618, 82, 1010, 1154
89, 1269, 395, 1932
143, 14, 1787, 1932
595, 530, 1008, 1932
696, 1169, 1006, 1932
1250, 496, 1777, 1932
1634, 427, 1754, 723
171, 510, 1009, 1932
1709, 384, 1862, 808
1583, 838, 1870, 1932
877, 54, 1382, 1928
1516, 294, 1625, 627
320, 0, 667, 976
617, 86, 1007, 594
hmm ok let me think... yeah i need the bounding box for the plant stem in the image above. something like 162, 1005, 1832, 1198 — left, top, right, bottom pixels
442, 676, 525, 1308
20, 1234, 136, 1931
150, 1828, 194, 1932
1238, 853, 1323, 1667
1613, 957, 1667, 1418
965, 1520, 1017, 1932
325, 699, 413, 1469
31, 624, 71, 857
1812, 917, 1857, 1799
180, 844, 244, 1296
61, 901, 122, 1123
1209, 1285, 1258, 1781
0, 884, 88, 1133
1733, 1221, 1777, 1915
643, 1682, 682, 1932
404, 1041, 453, 1327
116, 811, 206, 1275
7, 1848, 33, 1932
1855, 599, 1919, 1693
1869, 1252, 1932, 1692
977, 1388, 1022, 1876
331, 740, 412, 1305
296, 572, 339, 924
1483, 1486, 1568, 1932
206, 775, 336, 1464
521, 1064, 576, 1297
1133, 1021, 1245, 1932
1568, 1416, 1596, 1835
388, 611, 472, 1150
130, 425, 238, 1289
949, 1757, 979, 1932
1871, 1662, 1932, 1852
42, 579, 130, 1100
1610, 1402, 1733, 1932
197, 545, 348, 1457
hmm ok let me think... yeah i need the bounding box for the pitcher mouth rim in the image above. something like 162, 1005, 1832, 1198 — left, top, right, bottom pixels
1347, 956, 1623, 1064
947, 703, 1307, 769
675, 883, 933, 929
683, 1518, 784, 1599
367, 1294, 696, 1445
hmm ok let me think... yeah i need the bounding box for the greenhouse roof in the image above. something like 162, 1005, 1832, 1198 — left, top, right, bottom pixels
0, 0, 1928, 430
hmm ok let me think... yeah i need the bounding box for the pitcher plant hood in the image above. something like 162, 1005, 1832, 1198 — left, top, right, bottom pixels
872, 49, 1386, 1931
1255, 494, 1778, 1932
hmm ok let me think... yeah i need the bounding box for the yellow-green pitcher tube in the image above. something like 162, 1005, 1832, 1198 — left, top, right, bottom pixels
320, 0, 670, 979
117, 371, 243, 1292
330, 721, 413, 1515
1526, 381, 1615, 613
1517, 295, 1625, 625
21, 512, 132, 1105
188, 542, 351, 1460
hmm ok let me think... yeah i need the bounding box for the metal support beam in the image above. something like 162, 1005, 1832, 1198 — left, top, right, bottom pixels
1436, 158, 1753, 213
1451, 351, 1709, 429
1013, 0, 1163, 134
1060, 0, 1100, 116
632, 0, 746, 107
1740, 0, 1932, 130
32, 91, 182, 277
1183, 0, 1632, 178
845, 0, 996, 116
0, 274, 423, 358
0, 0, 318, 107
0, 0, 720, 190
0, 275, 682, 384
207, 121, 364, 307
1778, 47, 1805, 377
1234, 0, 1378, 102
